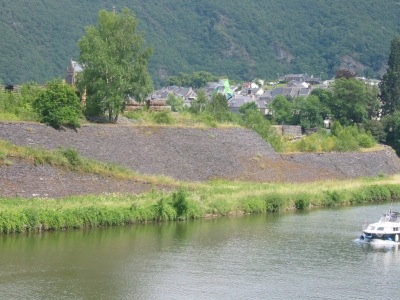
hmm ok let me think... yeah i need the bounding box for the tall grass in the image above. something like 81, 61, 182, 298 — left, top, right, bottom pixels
2, 176, 400, 234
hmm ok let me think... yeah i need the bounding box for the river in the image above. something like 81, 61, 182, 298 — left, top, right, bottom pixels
1, 203, 399, 299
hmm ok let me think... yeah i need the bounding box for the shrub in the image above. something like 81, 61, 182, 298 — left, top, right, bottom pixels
58, 148, 82, 167
358, 133, 376, 148
33, 80, 82, 129
241, 198, 266, 213
152, 110, 174, 124
265, 193, 285, 212
324, 190, 343, 206
295, 196, 310, 210
155, 198, 177, 221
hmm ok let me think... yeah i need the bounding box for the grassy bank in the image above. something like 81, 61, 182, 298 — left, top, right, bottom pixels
1, 135, 400, 234
1, 176, 400, 234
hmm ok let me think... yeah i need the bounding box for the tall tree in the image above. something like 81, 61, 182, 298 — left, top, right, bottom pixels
78, 8, 153, 122
268, 95, 294, 125
380, 37, 400, 116
190, 89, 207, 114
293, 95, 326, 128
331, 78, 376, 125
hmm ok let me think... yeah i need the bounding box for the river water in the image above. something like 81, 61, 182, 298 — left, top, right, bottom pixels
1, 203, 400, 299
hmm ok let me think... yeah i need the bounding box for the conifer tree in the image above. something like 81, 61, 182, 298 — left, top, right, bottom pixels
380, 37, 400, 116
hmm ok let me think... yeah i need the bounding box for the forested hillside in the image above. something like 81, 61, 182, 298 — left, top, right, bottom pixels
1, 0, 400, 86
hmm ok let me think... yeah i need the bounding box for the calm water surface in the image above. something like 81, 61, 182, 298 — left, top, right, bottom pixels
1, 203, 400, 299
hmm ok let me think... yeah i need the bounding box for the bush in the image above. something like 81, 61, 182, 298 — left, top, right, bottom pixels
295, 196, 310, 210
324, 190, 343, 206
33, 80, 82, 129
152, 110, 174, 124
155, 198, 177, 221
358, 133, 376, 148
265, 193, 285, 212
58, 148, 82, 167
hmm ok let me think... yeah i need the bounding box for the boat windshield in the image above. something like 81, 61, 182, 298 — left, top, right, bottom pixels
379, 212, 400, 223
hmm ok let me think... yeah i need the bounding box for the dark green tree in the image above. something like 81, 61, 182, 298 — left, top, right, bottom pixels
268, 95, 294, 125
78, 8, 153, 122
293, 95, 326, 128
380, 37, 400, 116
166, 93, 184, 112
205, 93, 229, 121
239, 101, 258, 114
383, 111, 400, 154
33, 80, 82, 129
167, 71, 218, 88
190, 89, 207, 114
331, 78, 376, 125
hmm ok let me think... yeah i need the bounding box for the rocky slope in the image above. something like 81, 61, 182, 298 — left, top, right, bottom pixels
1, 122, 400, 198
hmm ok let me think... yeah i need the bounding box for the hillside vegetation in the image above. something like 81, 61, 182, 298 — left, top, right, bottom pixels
1, 0, 400, 85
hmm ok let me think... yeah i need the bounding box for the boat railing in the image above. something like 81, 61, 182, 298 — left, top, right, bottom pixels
380, 211, 400, 223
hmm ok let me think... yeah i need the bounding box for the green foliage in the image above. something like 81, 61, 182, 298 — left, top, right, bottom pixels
155, 198, 177, 221
380, 37, 400, 116
241, 198, 266, 213
0, 83, 41, 121
331, 78, 378, 125
190, 89, 207, 114
350, 185, 395, 204
152, 110, 174, 124
357, 133, 375, 148
1, 1, 400, 85
239, 101, 258, 114
265, 193, 286, 212
3, 179, 400, 234
33, 80, 82, 129
294, 197, 310, 210
287, 125, 376, 153
324, 190, 344, 206
363, 119, 386, 143
58, 148, 82, 167
78, 8, 153, 122
241, 108, 284, 152
171, 189, 201, 220
205, 93, 231, 122
195, 112, 218, 127
383, 111, 400, 155
268, 95, 294, 125
293, 95, 327, 128
167, 71, 219, 88
166, 93, 184, 112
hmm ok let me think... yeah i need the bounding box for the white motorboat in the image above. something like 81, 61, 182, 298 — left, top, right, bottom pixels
360, 209, 400, 244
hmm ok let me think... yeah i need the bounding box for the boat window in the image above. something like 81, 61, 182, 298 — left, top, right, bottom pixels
394, 227, 399, 231
377, 227, 384, 231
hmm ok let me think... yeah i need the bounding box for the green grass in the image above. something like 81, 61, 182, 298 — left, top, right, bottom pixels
1, 176, 400, 234
0, 138, 178, 185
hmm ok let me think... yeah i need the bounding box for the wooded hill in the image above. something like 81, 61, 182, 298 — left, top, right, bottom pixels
1, 0, 400, 86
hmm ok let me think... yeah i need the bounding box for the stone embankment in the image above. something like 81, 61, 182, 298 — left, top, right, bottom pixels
1, 122, 400, 198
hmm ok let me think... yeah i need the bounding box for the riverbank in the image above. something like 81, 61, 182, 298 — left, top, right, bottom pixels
1, 176, 400, 233
2, 121, 400, 234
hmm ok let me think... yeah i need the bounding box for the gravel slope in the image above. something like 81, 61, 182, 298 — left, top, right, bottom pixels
1, 122, 400, 198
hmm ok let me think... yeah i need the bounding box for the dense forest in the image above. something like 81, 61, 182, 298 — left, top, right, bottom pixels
1, 0, 400, 86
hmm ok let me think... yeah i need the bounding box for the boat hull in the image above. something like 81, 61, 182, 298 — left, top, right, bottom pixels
360, 232, 400, 243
